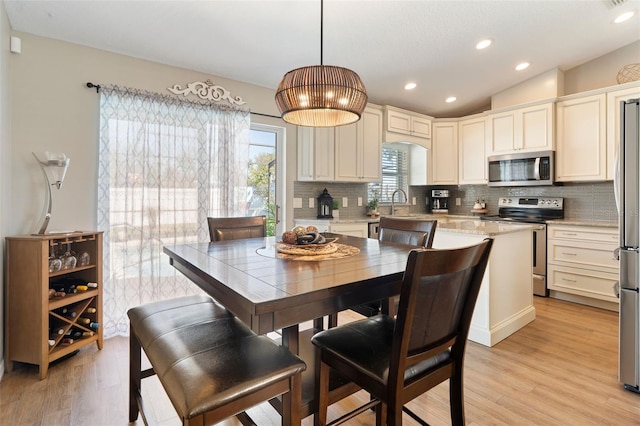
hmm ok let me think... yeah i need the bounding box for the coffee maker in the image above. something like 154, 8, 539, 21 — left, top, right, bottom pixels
428, 189, 449, 213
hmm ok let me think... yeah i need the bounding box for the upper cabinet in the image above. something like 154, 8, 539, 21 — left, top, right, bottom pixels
606, 85, 640, 180
384, 106, 432, 139
487, 102, 554, 155
334, 105, 383, 182
458, 116, 487, 184
297, 127, 335, 181
431, 121, 458, 185
556, 93, 607, 182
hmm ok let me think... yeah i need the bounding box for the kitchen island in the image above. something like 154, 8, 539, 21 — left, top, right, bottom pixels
433, 219, 535, 347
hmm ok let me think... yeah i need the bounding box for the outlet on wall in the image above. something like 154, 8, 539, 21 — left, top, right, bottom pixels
412, 197, 416, 205
357, 197, 362, 207
456, 197, 461, 206
342, 197, 348, 208
309, 198, 315, 208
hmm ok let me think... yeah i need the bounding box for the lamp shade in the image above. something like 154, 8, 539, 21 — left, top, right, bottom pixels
275, 65, 368, 127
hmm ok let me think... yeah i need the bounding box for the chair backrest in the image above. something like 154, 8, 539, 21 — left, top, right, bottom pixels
207, 216, 266, 242
388, 238, 493, 389
378, 217, 437, 248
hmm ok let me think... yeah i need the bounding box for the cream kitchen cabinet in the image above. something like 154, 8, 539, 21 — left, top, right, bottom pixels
334, 105, 382, 182
431, 121, 458, 185
547, 224, 618, 307
556, 93, 607, 182
384, 106, 431, 139
294, 220, 368, 238
606, 83, 640, 180
297, 126, 335, 181
486, 102, 554, 155
458, 115, 487, 184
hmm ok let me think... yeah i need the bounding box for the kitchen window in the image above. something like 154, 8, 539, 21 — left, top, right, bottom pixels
369, 144, 409, 204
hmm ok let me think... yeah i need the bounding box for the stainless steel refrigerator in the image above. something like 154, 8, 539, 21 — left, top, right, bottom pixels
618, 97, 640, 394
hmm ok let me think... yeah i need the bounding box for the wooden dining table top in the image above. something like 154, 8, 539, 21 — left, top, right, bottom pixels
163, 234, 414, 336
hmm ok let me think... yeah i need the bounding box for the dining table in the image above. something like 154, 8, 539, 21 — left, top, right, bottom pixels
163, 233, 416, 419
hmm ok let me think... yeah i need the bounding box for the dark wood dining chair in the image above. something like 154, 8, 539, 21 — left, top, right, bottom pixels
377, 216, 437, 247
312, 238, 493, 426
349, 217, 437, 318
207, 215, 266, 242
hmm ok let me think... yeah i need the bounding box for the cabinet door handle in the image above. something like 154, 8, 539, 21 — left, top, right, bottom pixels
561, 278, 577, 282
562, 252, 577, 256
562, 232, 577, 236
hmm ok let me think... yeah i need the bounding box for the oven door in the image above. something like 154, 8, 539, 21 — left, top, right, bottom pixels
532, 224, 547, 296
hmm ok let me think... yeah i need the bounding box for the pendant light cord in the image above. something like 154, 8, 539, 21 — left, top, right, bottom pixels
320, 0, 323, 66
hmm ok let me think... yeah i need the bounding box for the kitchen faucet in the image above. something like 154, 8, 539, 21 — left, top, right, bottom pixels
391, 189, 408, 215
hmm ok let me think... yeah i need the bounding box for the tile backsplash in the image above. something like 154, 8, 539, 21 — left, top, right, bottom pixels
294, 181, 617, 223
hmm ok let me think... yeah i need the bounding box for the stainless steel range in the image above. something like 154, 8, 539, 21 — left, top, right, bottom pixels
481, 196, 564, 297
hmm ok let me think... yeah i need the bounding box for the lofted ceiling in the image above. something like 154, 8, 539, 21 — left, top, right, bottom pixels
3, 0, 640, 118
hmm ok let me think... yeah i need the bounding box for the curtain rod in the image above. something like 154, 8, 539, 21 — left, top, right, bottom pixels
86, 82, 101, 92
85, 81, 281, 119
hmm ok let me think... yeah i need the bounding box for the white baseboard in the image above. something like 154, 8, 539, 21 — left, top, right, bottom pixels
469, 305, 536, 348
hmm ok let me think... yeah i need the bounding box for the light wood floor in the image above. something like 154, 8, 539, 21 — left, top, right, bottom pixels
1, 297, 639, 425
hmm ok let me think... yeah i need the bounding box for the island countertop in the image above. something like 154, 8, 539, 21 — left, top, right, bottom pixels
436, 219, 537, 236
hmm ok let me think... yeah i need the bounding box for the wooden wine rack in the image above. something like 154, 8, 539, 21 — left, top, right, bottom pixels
5, 232, 103, 379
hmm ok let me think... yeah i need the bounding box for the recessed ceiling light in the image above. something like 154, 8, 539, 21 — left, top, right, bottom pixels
446, 96, 457, 103
476, 39, 492, 50
515, 62, 530, 71
614, 11, 635, 23
404, 82, 417, 90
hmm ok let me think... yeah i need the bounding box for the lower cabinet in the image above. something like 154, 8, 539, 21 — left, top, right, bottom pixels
547, 225, 618, 306
328, 222, 368, 238
294, 220, 368, 238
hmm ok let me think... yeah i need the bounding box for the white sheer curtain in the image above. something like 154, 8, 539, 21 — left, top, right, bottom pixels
97, 85, 250, 337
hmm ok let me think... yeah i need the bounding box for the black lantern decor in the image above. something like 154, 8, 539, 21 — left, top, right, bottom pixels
317, 188, 333, 219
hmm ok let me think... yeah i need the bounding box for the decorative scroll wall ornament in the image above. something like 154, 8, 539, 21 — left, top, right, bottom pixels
167, 79, 246, 105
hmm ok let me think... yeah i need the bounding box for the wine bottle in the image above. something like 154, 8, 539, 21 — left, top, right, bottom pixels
48, 339, 55, 347
89, 322, 100, 329
77, 317, 91, 325
82, 331, 95, 338
87, 282, 98, 288
85, 307, 97, 314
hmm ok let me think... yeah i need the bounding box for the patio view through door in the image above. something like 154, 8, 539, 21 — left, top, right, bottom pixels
247, 124, 284, 236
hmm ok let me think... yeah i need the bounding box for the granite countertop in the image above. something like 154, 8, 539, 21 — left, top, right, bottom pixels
545, 219, 618, 228
436, 220, 537, 236
295, 215, 619, 229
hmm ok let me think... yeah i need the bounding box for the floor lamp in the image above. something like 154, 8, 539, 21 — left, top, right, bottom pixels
33, 152, 70, 234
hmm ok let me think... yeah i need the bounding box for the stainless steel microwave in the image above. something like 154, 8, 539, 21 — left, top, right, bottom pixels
487, 150, 554, 187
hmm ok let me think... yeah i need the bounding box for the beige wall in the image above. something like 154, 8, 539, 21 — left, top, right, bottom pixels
490, 41, 639, 110
0, 0, 10, 379
565, 41, 640, 95
8, 32, 297, 236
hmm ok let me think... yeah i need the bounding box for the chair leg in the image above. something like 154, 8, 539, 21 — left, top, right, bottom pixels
375, 401, 387, 426
283, 372, 302, 426
450, 372, 465, 426
129, 325, 142, 422
314, 360, 330, 426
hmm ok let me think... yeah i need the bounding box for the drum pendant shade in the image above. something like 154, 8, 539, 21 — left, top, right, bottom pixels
275, 0, 367, 127
275, 65, 367, 127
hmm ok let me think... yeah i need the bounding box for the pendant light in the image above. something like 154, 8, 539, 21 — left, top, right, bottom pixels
275, 0, 368, 127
